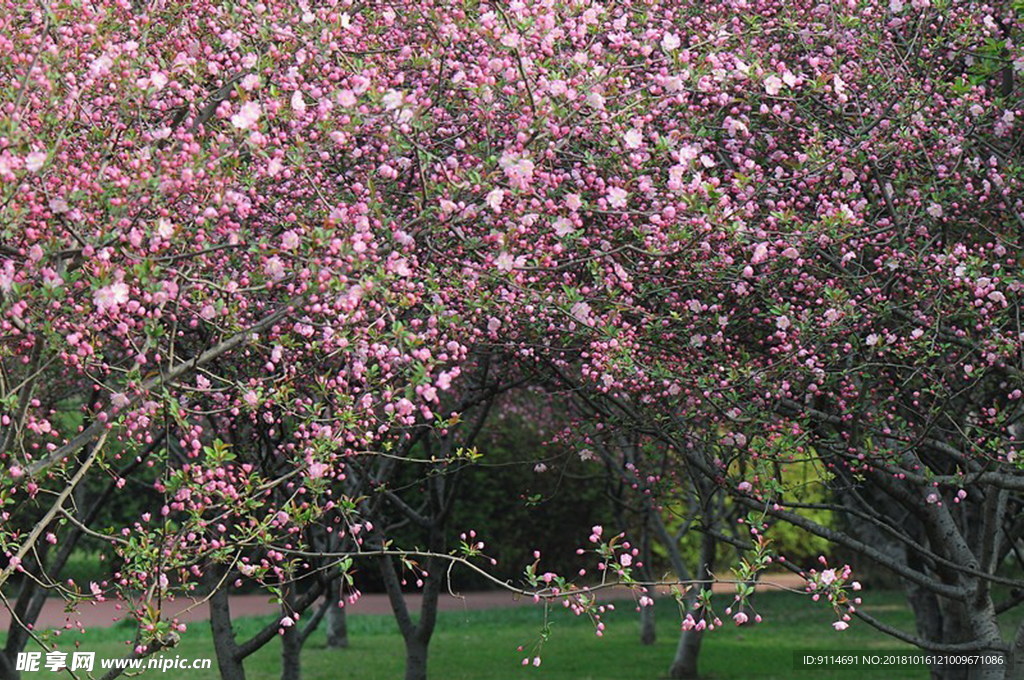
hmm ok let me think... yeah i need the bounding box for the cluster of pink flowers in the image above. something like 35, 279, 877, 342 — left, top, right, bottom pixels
2, 0, 1021, 661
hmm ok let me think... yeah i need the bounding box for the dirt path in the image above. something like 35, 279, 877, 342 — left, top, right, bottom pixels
0, 573, 807, 631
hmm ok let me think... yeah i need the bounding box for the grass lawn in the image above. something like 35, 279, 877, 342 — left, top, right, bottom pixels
11, 590, 936, 679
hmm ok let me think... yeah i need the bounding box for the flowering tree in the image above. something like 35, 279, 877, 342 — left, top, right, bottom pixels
0, 0, 487, 675
462, 0, 1024, 678
5, 0, 1024, 678
1, 8, 658, 679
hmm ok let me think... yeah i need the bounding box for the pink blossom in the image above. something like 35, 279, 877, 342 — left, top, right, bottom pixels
382, 89, 404, 110
571, 301, 594, 326
337, 89, 357, 107
623, 128, 643, 149
486, 187, 505, 213
606, 187, 628, 209
231, 101, 261, 130
94, 282, 130, 312
395, 398, 414, 417
25, 151, 47, 172
723, 116, 749, 137
89, 53, 113, 77
832, 621, 849, 631
500, 153, 535, 189
553, 217, 574, 237
833, 74, 847, 98
264, 256, 286, 281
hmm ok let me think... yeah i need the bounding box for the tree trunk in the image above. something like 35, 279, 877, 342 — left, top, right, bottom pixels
668, 531, 715, 679
378, 523, 446, 680
379, 555, 430, 680
1007, 617, 1024, 680
639, 602, 657, 646
903, 573, 1011, 680
280, 583, 302, 680
280, 623, 301, 680
208, 577, 247, 680
404, 637, 429, 680
325, 578, 349, 649
0, 650, 18, 680
669, 624, 705, 680
963, 594, 1007, 680
936, 596, 970, 680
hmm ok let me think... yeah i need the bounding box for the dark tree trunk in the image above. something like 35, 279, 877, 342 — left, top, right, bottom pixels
1008, 618, 1024, 680
670, 624, 705, 680
0, 649, 18, 680
280, 584, 302, 680
378, 528, 446, 680
325, 578, 349, 649
669, 531, 715, 679
404, 637, 429, 680
409, 549, 444, 680
639, 604, 657, 646
280, 624, 301, 680
208, 576, 247, 680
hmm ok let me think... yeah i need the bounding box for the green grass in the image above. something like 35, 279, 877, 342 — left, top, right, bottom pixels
12, 590, 934, 679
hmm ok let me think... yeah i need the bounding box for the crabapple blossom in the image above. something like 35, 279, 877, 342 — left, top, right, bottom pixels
4, 0, 1024, 676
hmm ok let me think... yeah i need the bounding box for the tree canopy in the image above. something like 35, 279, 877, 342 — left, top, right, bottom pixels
3, 0, 1024, 678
